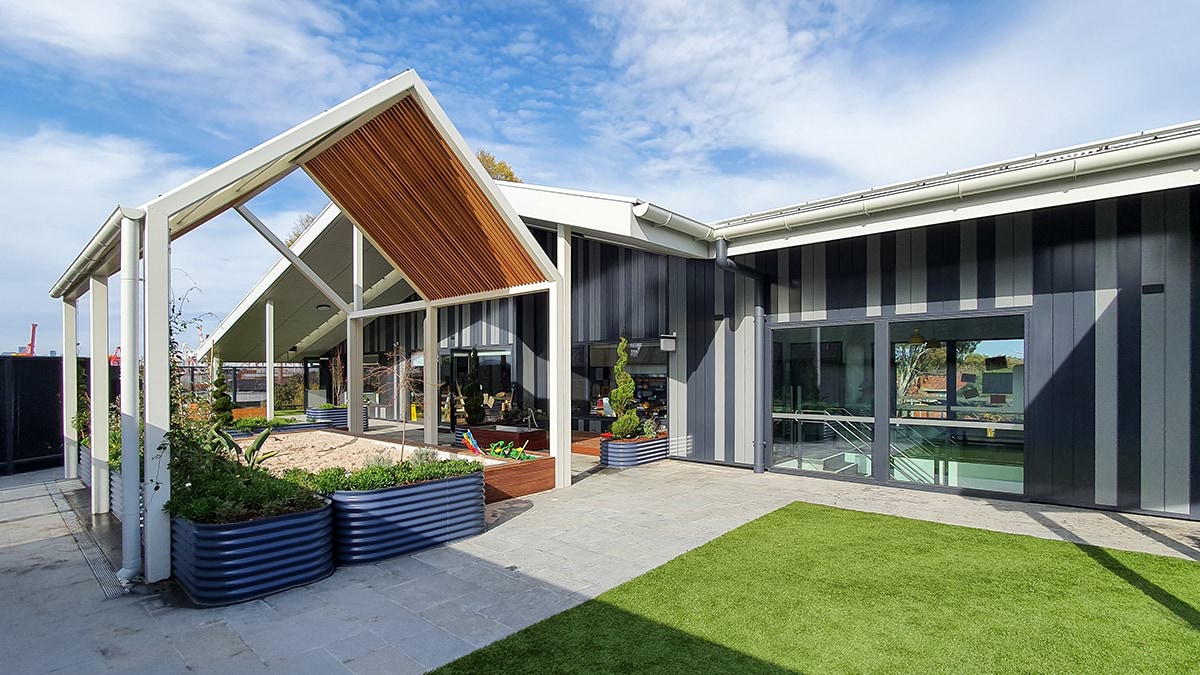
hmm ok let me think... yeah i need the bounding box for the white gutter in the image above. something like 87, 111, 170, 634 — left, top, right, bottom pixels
50, 206, 145, 298
715, 123, 1200, 241
632, 201, 714, 240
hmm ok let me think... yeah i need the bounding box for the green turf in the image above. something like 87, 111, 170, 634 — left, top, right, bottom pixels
436, 502, 1200, 674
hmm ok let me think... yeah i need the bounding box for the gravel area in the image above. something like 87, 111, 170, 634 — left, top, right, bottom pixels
254, 430, 499, 475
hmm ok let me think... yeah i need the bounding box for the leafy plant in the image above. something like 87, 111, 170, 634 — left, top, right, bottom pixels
642, 415, 660, 439
283, 458, 483, 494
230, 416, 295, 432
409, 447, 439, 466
210, 366, 234, 428
462, 348, 486, 426
609, 336, 641, 439
499, 404, 546, 428
316, 402, 347, 410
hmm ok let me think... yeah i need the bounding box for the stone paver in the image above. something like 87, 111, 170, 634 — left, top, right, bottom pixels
2, 458, 1199, 673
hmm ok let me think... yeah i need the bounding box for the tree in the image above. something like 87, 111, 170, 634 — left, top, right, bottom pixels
330, 344, 346, 406
210, 364, 234, 428
609, 336, 642, 439
284, 213, 316, 246
462, 348, 487, 426
475, 149, 522, 183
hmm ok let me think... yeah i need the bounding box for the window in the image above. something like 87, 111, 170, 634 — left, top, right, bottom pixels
889, 316, 1024, 494
572, 341, 668, 426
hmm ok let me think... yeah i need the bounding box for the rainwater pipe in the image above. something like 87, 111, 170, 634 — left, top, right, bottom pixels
116, 213, 143, 585
715, 238, 768, 474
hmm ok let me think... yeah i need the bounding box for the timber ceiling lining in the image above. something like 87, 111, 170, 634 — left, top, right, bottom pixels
304, 95, 546, 301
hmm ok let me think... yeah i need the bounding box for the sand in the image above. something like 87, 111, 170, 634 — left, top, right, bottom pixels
251, 430, 499, 475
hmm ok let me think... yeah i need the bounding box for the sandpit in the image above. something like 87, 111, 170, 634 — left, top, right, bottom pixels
251, 430, 499, 475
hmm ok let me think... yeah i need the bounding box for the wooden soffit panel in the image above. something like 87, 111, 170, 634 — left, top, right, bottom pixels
304, 95, 547, 301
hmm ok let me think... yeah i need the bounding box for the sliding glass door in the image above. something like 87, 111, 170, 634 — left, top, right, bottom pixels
771, 323, 874, 477
769, 313, 1025, 495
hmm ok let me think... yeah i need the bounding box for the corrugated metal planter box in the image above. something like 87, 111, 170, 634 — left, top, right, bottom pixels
330, 472, 484, 565
171, 503, 334, 607
600, 436, 670, 467
305, 406, 369, 430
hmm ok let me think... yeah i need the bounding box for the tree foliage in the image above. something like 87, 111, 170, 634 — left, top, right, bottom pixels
210, 364, 234, 428
284, 213, 316, 246
476, 149, 522, 183
609, 336, 641, 439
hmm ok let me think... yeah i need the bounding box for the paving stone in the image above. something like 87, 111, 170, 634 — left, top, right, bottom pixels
323, 630, 389, 663
237, 604, 360, 662
419, 600, 514, 647
374, 555, 441, 583
263, 586, 331, 615
316, 582, 409, 624
379, 622, 477, 670
379, 571, 482, 612
343, 645, 425, 675
171, 621, 257, 666
267, 646, 353, 674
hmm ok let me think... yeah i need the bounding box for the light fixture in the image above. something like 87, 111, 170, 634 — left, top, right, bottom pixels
925, 338, 943, 349
907, 329, 925, 345
316, 303, 331, 311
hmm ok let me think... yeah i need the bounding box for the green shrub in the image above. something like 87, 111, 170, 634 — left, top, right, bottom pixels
283, 458, 483, 494
230, 416, 295, 431
316, 402, 348, 410
609, 336, 642, 439
210, 368, 234, 428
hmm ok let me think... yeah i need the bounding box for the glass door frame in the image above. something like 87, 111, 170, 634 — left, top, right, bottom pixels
765, 307, 1031, 497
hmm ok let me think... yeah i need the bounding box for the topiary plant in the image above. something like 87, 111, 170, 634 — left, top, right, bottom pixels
462, 348, 487, 426
210, 365, 234, 428
608, 336, 641, 439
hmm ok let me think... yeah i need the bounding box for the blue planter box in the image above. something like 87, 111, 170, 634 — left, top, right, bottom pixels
600, 436, 670, 467
330, 472, 485, 565
305, 406, 370, 431
171, 503, 334, 607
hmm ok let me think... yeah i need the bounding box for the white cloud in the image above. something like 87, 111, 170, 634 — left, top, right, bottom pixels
575, 0, 1200, 220
0, 127, 311, 356
0, 0, 384, 133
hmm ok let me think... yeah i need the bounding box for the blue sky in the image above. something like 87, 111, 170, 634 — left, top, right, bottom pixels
1, 0, 1199, 355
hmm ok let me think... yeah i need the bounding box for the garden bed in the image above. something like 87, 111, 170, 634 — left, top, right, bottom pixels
482, 451, 555, 503
600, 434, 669, 467
470, 425, 548, 452
171, 503, 334, 606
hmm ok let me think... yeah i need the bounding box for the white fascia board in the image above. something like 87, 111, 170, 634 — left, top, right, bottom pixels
500, 184, 710, 259
725, 155, 1200, 257
407, 78, 562, 285
150, 71, 420, 224
198, 204, 341, 357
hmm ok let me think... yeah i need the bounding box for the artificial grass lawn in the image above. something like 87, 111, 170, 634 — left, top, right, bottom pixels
437, 502, 1200, 674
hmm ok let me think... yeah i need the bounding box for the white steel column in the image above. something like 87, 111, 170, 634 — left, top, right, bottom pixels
423, 307, 438, 444
89, 276, 111, 514
265, 299, 276, 420
62, 299, 79, 479
548, 225, 572, 488
117, 215, 142, 582
347, 228, 364, 434
142, 207, 172, 582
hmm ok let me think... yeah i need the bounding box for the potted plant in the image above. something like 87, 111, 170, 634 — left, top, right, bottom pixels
165, 426, 333, 606
600, 336, 669, 467
283, 454, 485, 565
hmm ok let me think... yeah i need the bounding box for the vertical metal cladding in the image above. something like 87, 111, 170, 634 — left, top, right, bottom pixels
170, 503, 334, 606
730, 186, 1198, 519
328, 472, 485, 565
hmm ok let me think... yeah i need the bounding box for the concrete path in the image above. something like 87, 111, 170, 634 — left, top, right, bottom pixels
2, 460, 1198, 673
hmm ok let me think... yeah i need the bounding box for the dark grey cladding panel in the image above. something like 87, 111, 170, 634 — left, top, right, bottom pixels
741, 187, 1197, 520
571, 237, 669, 342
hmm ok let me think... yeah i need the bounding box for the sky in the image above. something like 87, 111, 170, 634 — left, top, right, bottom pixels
1, 0, 1199, 356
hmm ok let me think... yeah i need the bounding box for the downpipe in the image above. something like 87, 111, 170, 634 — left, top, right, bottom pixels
714, 239, 768, 474
116, 215, 143, 585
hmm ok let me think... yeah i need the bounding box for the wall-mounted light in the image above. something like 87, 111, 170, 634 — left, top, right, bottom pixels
660, 333, 677, 353
316, 303, 332, 311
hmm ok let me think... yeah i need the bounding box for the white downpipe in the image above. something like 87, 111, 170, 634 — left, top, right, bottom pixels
347, 228, 364, 434
265, 300, 275, 421
632, 201, 713, 240
117, 215, 142, 583
89, 275, 110, 515
715, 131, 1200, 240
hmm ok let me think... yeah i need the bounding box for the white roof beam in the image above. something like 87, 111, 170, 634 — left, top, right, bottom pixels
234, 204, 351, 315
